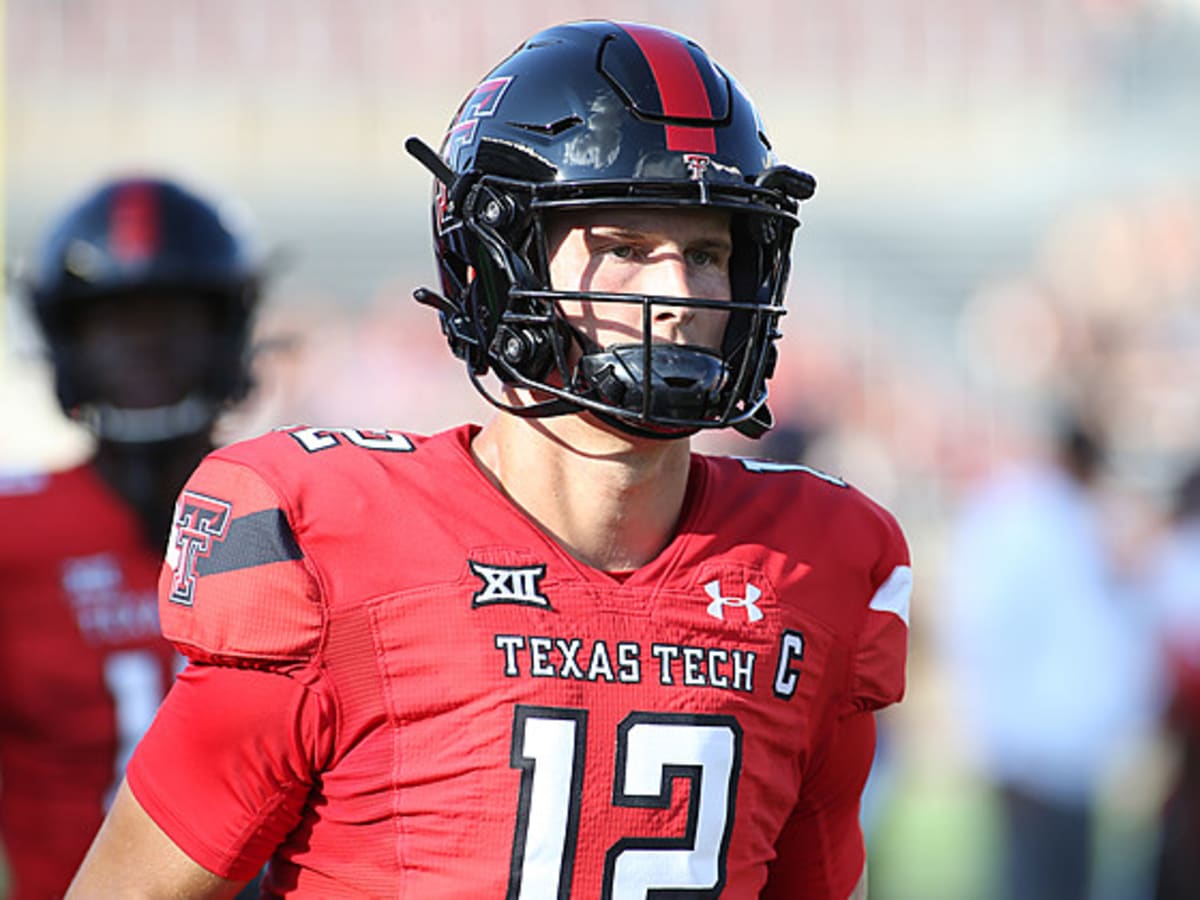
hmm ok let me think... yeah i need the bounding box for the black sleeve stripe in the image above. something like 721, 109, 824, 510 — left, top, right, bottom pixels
197, 508, 303, 576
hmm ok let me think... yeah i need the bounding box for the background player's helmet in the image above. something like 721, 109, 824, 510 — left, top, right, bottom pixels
408, 20, 816, 439
28, 176, 261, 442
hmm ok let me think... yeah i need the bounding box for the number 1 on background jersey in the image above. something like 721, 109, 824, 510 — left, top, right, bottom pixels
102, 650, 166, 808
508, 705, 743, 899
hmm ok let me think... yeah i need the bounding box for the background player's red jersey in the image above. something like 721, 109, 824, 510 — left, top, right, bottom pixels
0, 465, 178, 900
130, 424, 910, 898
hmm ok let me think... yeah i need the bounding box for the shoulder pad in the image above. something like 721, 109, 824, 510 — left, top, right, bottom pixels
160, 444, 322, 665
849, 503, 911, 713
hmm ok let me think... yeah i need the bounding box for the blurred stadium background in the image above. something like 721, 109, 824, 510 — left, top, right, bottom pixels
4, 1, 1200, 897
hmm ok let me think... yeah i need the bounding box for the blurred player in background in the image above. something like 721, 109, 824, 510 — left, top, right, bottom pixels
69, 21, 910, 898
941, 415, 1161, 900
0, 175, 262, 899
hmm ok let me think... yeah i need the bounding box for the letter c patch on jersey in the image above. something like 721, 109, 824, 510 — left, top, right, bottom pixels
167, 491, 233, 606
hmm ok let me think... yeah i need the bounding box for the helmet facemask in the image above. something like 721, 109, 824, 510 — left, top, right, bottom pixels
414, 158, 806, 439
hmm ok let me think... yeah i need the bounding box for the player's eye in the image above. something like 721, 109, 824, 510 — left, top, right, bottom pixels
685, 248, 715, 267
608, 244, 636, 260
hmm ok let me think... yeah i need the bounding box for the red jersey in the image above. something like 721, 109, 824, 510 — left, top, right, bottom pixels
130, 424, 910, 898
0, 465, 179, 900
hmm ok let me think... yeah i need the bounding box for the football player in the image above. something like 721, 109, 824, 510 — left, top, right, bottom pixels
69, 21, 910, 899
0, 175, 261, 899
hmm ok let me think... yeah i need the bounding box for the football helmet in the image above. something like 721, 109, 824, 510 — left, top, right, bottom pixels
407, 20, 815, 439
28, 176, 261, 442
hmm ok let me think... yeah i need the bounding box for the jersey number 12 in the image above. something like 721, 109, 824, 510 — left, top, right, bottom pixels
508, 706, 743, 899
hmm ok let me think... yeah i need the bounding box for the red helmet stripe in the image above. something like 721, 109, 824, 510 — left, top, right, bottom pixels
619, 24, 717, 154
110, 181, 161, 263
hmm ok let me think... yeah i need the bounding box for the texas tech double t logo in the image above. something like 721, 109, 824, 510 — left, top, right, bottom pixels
168, 491, 233, 606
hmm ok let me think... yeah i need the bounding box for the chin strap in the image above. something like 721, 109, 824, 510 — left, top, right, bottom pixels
576, 343, 729, 424
733, 403, 773, 439
78, 395, 216, 444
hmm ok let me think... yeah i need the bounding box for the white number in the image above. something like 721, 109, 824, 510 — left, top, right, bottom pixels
605, 715, 741, 897
509, 707, 587, 900
285, 426, 414, 453
102, 650, 165, 808
736, 458, 846, 486
508, 707, 742, 899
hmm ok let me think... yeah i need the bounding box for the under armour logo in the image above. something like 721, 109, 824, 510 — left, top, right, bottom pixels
683, 153, 711, 181
704, 579, 764, 623
470, 561, 550, 609
167, 491, 233, 606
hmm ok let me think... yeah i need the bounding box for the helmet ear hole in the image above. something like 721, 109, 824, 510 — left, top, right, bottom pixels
468, 185, 518, 231
491, 322, 555, 380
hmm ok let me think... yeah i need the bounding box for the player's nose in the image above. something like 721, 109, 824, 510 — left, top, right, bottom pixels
643, 252, 696, 300
641, 255, 698, 337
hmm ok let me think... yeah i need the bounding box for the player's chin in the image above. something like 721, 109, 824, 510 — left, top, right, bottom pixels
632, 421, 697, 440
588, 410, 699, 444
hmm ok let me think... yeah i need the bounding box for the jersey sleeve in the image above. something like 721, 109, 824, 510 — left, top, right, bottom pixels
848, 506, 912, 714
159, 451, 322, 664
126, 663, 332, 880
759, 710, 876, 898
131, 446, 330, 877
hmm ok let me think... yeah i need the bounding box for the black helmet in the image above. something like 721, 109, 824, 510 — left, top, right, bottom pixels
28, 175, 261, 442
407, 20, 815, 439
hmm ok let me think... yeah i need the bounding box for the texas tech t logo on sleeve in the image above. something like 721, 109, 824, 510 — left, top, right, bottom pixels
166, 491, 233, 606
